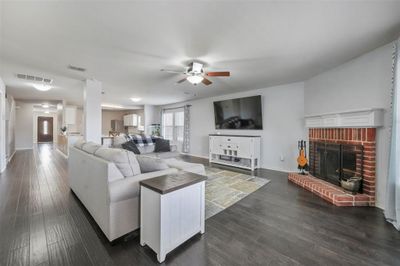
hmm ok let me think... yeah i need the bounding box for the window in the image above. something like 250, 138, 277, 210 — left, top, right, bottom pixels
43, 121, 48, 135
162, 109, 184, 142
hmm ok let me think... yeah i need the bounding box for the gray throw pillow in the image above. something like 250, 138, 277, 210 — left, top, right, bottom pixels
121, 140, 141, 154
136, 156, 169, 173
95, 148, 141, 177
154, 138, 171, 153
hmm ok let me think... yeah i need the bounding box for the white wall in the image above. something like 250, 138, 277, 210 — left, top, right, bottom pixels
163, 82, 305, 172
15, 101, 34, 150
0, 78, 6, 172
304, 43, 393, 209
5, 94, 16, 161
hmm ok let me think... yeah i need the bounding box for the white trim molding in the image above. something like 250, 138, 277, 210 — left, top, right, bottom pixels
8, 150, 16, 163
305, 108, 384, 128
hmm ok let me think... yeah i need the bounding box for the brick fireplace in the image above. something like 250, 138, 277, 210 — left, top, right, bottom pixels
289, 128, 376, 206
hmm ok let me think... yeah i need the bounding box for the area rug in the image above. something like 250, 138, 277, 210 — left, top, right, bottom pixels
204, 166, 270, 219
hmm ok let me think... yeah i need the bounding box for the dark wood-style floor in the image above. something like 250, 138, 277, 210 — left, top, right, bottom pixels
0, 144, 399, 266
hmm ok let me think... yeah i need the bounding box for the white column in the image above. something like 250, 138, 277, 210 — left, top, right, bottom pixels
83, 79, 102, 143
0, 78, 6, 172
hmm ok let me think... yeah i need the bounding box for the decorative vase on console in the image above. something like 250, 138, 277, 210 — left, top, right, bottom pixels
60, 126, 67, 136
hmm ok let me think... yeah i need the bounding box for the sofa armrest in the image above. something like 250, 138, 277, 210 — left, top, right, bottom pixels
108, 168, 178, 202
170, 144, 178, 152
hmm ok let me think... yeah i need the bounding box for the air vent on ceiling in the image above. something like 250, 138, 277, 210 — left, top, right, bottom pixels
16, 73, 53, 84
68, 65, 86, 72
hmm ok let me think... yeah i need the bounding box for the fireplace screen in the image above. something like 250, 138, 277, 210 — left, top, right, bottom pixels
309, 141, 364, 190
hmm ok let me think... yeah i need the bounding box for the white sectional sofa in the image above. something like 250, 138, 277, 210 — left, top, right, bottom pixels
68, 142, 205, 242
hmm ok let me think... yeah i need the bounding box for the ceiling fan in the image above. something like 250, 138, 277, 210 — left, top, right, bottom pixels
161, 62, 230, 86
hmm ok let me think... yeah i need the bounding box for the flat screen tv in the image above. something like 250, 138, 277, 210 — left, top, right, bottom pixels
214, 95, 263, 130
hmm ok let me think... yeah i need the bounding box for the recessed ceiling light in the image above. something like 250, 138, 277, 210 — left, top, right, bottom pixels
130, 98, 141, 102
32, 84, 52, 91
44, 110, 50, 114
42, 104, 49, 108
101, 104, 124, 109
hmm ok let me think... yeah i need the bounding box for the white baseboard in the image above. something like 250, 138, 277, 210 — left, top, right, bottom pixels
262, 167, 293, 173
7, 150, 16, 163
16, 147, 33, 150
55, 148, 68, 158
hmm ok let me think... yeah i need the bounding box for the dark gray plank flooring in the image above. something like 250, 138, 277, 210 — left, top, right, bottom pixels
0, 144, 399, 265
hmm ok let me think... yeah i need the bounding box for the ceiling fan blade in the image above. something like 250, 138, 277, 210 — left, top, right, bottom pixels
206, 71, 230, 77
176, 78, 187, 84
161, 69, 185, 74
202, 78, 212, 85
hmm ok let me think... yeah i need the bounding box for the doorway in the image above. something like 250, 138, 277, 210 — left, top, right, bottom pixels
37, 116, 54, 143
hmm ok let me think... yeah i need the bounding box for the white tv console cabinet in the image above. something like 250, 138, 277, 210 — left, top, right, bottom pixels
209, 134, 261, 171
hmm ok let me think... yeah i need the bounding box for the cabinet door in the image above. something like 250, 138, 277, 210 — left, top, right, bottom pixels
123, 114, 138, 126
131, 114, 138, 126
162, 183, 203, 250
65, 107, 77, 125
123, 115, 132, 126
236, 138, 253, 158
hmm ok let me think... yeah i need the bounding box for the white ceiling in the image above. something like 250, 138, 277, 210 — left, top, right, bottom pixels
1, 1, 400, 106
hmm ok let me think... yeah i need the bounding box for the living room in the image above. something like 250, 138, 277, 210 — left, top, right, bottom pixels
0, 1, 400, 265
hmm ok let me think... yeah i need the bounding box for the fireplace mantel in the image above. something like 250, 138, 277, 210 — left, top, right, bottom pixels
305, 108, 384, 128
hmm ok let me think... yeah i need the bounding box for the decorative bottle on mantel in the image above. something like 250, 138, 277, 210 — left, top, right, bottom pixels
297, 140, 309, 175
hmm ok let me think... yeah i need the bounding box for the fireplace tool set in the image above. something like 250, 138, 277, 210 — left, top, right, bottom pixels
297, 140, 309, 175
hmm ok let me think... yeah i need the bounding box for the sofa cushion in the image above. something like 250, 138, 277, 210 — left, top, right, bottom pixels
121, 140, 141, 154
137, 145, 155, 154
74, 139, 86, 149
82, 141, 102, 154
113, 135, 128, 148
95, 148, 141, 177
164, 158, 206, 176
108, 168, 178, 202
136, 156, 169, 173
144, 151, 180, 159
154, 138, 171, 152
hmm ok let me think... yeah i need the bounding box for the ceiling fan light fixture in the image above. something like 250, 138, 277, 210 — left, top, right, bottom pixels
187, 75, 204, 85
130, 97, 142, 102
32, 83, 52, 91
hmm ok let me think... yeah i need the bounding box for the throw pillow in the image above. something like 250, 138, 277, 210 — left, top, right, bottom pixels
121, 140, 141, 154
82, 141, 102, 154
136, 156, 169, 173
112, 135, 129, 148
154, 138, 171, 153
95, 148, 141, 177
74, 139, 86, 149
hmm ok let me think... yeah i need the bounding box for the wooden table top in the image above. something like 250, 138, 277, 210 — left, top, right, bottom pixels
140, 171, 207, 195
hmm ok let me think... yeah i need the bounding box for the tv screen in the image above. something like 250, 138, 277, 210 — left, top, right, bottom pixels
214, 95, 263, 130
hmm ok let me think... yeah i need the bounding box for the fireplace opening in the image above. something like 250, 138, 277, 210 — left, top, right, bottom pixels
310, 141, 364, 192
